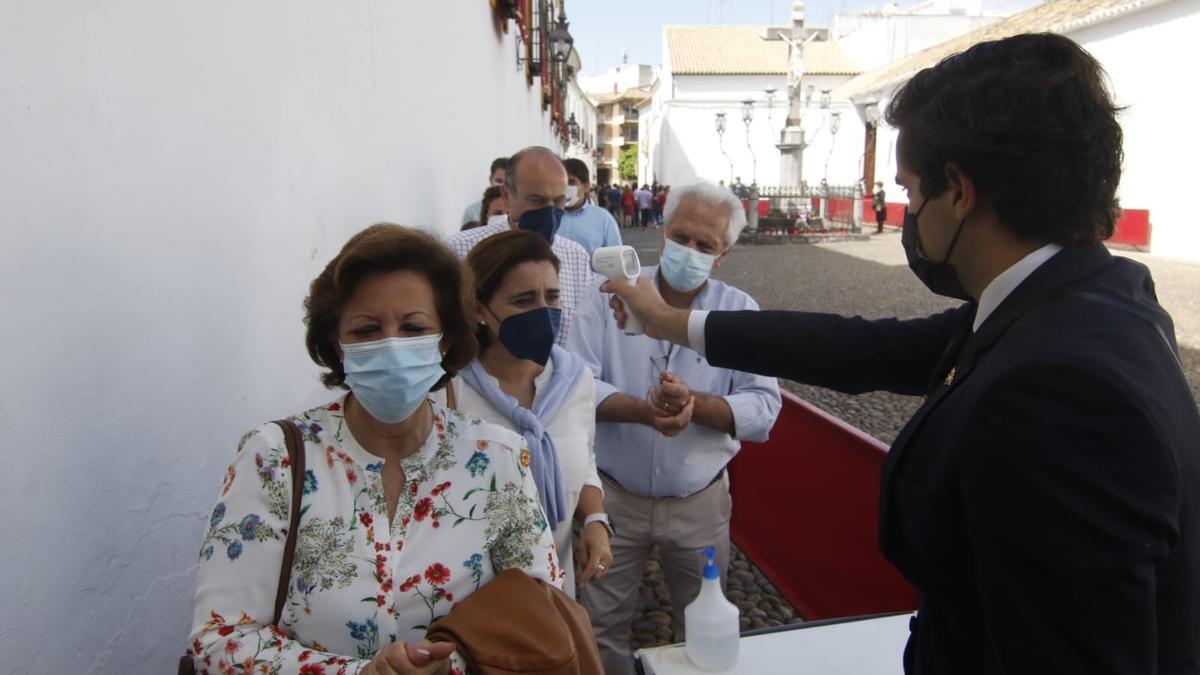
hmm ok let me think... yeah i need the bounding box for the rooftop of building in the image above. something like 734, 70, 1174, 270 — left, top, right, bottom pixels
664, 25, 862, 76
834, 0, 1177, 100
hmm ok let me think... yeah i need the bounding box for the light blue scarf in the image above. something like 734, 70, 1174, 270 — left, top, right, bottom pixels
459, 346, 584, 526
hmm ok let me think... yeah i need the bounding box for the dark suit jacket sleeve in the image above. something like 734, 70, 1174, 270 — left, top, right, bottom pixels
703, 307, 965, 396
959, 359, 1179, 674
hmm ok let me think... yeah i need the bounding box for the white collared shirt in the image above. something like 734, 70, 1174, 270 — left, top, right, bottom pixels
973, 243, 1063, 331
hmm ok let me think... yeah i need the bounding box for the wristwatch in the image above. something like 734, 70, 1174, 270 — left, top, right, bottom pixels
582, 512, 615, 536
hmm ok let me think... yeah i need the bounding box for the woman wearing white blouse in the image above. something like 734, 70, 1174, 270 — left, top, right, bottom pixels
442, 230, 612, 596
188, 225, 560, 675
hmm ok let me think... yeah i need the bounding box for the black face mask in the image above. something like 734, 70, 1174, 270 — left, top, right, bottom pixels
516, 205, 564, 244
901, 196, 970, 301
488, 305, 562, 367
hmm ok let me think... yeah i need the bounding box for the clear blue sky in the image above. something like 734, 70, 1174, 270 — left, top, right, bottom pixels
568, 0, 1040, 73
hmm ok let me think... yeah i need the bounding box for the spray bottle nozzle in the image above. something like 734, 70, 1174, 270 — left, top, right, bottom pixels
700, 547, 719, 580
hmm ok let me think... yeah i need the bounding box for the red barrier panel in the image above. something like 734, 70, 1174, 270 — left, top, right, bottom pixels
861, 202, 906, 227
1110, 209, 1151, 248
827, 198, 855, 222
729, 390, 919, 620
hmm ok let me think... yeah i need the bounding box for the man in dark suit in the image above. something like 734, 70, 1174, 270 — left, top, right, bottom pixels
601, 34, 1200, 674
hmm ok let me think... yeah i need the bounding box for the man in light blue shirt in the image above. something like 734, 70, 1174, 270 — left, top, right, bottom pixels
556, 158, 622, 257
459, 156, 508, 228
567, 181, 781, 675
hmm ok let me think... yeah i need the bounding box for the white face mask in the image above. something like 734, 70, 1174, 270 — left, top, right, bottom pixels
566, 185, 580, 206
486, 213, 509, 227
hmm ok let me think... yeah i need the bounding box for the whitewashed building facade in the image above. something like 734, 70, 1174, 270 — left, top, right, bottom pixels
638, 26, 863, 189
836, 0, 1200, 260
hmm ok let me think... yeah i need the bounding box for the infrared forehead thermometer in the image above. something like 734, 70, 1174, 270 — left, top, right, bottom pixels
592, 245, 644, 336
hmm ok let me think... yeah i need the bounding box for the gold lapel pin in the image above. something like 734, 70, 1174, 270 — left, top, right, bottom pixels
944, 367, 957, 386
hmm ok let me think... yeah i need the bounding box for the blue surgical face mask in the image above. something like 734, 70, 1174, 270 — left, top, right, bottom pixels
340, 334, 445, 423
659, 238, 720, 292
488, 305, 561, 366
517, 205, 564, 243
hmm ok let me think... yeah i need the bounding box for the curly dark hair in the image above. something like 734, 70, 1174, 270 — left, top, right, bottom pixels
304, 223, 477, 390
885, 33, 1123, 245
465, 230, 560, 353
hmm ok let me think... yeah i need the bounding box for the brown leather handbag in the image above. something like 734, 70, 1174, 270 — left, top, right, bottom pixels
427, 568, 603, 675
178, 420, 306, 675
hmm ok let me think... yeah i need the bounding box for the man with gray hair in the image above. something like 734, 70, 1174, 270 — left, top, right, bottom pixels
567, 181, 781, 674
446, 146, 593, 344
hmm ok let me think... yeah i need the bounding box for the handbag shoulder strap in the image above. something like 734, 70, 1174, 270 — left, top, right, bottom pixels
272, 419, 305, 627
179, 420, 305, 675
445, 380, 457, 411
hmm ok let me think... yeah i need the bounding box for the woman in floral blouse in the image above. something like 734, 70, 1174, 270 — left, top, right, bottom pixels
189, 224, 561, 675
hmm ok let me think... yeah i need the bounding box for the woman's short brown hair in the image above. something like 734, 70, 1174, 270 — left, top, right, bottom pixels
304, 223, 478, 389
479, 185, 505, 224
465, 230, 560, 352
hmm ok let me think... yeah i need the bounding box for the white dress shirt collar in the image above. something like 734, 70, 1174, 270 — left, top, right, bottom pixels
973, 243, 1063, 331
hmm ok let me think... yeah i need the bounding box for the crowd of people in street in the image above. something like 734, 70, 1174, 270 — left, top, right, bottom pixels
585, 182, 671, 229
185, 32, 1200, 675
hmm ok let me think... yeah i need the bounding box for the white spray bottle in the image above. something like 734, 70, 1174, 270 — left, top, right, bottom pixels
684, 547, 740, 671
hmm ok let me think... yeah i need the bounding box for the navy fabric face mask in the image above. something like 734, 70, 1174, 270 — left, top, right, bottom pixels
902, 197, 970, 301
517, 206, 564, 244
491, 306, 562, 366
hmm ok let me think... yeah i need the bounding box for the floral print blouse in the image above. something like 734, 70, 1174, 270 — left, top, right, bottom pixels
189, 396, 562, 674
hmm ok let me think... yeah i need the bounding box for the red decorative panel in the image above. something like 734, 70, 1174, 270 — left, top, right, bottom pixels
729, 390, 919, 620
1109, 209, 1151, 248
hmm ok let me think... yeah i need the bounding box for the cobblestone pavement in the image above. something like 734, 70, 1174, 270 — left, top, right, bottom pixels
611, 226, 1200, 648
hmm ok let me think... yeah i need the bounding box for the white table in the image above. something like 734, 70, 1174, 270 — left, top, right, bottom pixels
636, 613, 913, 675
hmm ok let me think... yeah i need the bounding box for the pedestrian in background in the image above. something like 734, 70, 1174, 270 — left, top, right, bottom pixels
620, 184, 635, 228
635, 184, 653, 229
873, 180, 887, 233
557, 158, 623, 257
461, 156, 508, 228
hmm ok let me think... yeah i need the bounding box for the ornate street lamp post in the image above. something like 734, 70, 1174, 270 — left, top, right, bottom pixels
742, 99, 757, 186
715, 112, 733, 184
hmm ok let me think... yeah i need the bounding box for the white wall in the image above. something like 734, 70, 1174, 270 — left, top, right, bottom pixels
578, 63, 654, 97
861, 0, 1200, 261
1069, 0, 1200, 261
642, 72, 862, 188
671, 73, 788, 100
834, 13, 1000, 71
650, 73, 791, 186
0, 2, 563, 673
563, 78, 600, 176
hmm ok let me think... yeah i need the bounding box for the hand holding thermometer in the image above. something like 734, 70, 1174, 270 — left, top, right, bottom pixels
592, 245, 644, 335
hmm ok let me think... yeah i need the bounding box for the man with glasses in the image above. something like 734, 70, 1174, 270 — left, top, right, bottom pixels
567, 181, 781, 675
